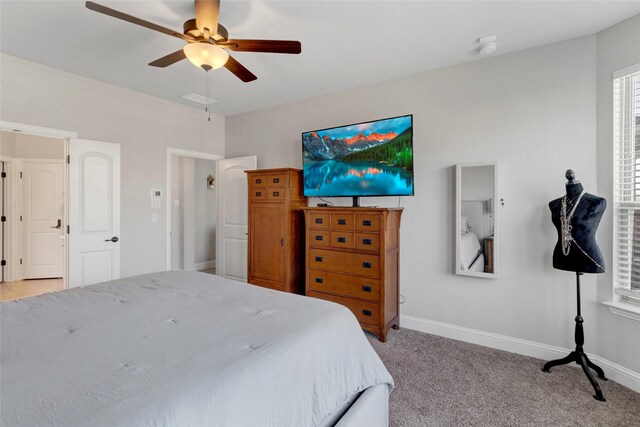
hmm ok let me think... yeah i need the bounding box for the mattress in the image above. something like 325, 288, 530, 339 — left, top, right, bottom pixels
1, 271, 393, 427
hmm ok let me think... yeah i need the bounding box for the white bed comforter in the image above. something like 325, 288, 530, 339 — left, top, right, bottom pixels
1, 271, 393, 427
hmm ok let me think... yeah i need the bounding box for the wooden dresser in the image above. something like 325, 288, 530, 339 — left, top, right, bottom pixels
246, 168, 306, 294
302, 207, 403, 342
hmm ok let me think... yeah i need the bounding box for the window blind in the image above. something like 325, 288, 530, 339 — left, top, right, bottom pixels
613, 69, 640, 303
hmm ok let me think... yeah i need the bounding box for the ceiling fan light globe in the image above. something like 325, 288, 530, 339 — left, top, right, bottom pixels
183, 42, 229, 70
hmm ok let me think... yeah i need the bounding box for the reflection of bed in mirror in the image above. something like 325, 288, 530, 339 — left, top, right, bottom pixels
460, 200, 494, 273
460, 230, 484, 272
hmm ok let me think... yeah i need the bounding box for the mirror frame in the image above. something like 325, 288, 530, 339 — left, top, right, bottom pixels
455, 162, 500, 279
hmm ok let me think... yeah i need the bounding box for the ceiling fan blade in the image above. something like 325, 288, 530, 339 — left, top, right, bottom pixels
195, 0, 220, 35
86, 1, 194, 42
149, 49, 187, 68
222, 39, 301, 54
224, 55, 257, 82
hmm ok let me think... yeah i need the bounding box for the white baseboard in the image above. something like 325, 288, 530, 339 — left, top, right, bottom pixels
400, 314, 640, 394
193, 260, 216, 271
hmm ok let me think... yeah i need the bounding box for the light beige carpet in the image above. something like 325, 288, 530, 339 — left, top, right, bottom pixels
367, 328, 640, 426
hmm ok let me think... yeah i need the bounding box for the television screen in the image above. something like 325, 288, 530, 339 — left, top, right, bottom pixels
302, 114, 414, 198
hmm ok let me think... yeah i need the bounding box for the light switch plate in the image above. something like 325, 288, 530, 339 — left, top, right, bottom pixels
151, 199, 161, 209
151, 213, 158, 223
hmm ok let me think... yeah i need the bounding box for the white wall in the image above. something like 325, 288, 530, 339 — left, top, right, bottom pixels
226, 35, 640, 372
169, 156, 216, 270
170, 155, 183, 271
594, 14, 640, 375
0, 131, 17, 157
16, 133, 64, 159
1, 131, 64, 159
0, 53, 225, 277
193, 158, 216, 265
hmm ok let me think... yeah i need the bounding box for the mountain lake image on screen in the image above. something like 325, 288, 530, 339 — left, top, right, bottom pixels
302, 114, 414, 198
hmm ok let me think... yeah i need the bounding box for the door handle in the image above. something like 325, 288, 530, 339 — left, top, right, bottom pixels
51, 219, 62, 229
105, 236, 119, 243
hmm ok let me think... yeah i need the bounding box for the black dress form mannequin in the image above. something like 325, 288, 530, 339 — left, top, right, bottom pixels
549, 170, 606, 273
543, 170, 608, 402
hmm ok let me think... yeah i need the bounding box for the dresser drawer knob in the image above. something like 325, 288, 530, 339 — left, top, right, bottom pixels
315, 235, 324, 241
362, 220, 372, 226
337, 236, 346, 243
362, 238, 372, 245
338, 219, 347, 225
315, 256, 323, 262
255, 179, 262, 184
315, 218, 323, 224
273, 191, 279, 196
273, 178, 280, 183
362, 309, 372, 317
362, 262, 372, 269
315, 277, 323, 284
255, 191, 262, 196
362, 285, 372, 292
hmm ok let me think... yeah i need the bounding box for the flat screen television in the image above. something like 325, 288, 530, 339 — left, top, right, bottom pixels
302, 114, 414, 205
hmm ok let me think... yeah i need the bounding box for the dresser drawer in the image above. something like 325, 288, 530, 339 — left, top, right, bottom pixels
309, 291, 380, 325
249, 175, 268, 187
309, 249, 380, 278
308, 269, 380, 302
330, 232, 354, 249
250, 189, 267, 201
354, 233, 380, 252
267, 189, 285, 201
249, 173, 286, 188
309, 230, 330, 248
308, 212, 330, 230
266, 174, 286, 187
331, 213, 354, 231
355, 214, 380, 232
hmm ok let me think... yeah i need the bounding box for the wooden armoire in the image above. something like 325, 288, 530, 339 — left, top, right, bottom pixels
245, 168, 306, 294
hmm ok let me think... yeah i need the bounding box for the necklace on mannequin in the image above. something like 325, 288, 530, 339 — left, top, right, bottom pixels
560, 190, 586, 256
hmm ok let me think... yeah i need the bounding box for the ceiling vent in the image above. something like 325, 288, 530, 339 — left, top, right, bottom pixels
477, 35, 497, 55
181, 93, 219, 105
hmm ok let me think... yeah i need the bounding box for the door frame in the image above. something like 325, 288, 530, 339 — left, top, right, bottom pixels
165, 148, 223, 271
0, 121, 77, 288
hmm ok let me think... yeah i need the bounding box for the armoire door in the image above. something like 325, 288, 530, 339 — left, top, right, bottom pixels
249, 203, 285, 285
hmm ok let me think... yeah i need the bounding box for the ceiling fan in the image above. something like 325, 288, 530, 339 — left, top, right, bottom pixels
85, 0, 301, 82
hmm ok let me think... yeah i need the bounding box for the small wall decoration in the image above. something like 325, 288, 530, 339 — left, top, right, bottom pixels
207, 174, 215, 190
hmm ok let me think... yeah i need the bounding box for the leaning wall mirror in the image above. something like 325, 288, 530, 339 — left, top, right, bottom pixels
456, 162, 499, 278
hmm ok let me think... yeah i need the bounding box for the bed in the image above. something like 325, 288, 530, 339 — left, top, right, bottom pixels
1, 271, 393, 426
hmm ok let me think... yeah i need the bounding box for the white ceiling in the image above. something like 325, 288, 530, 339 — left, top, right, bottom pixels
2, 1, 640, 116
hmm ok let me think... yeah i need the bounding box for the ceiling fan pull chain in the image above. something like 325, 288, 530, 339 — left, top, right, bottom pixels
207, 70, 211, 122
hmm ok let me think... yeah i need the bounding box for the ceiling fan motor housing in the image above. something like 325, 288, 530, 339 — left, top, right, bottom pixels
183, 19, 228, 42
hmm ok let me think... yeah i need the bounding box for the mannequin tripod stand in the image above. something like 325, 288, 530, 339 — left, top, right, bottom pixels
542, 272, 607, 401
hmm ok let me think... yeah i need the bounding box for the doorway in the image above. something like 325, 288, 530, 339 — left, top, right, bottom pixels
166, 149, 222, 274
0, 130, 66, 301
1, 122, 120, 299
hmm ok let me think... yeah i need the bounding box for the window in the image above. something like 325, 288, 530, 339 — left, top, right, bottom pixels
613, 64, 640, 309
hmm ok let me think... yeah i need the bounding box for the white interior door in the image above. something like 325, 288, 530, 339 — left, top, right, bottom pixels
69, 139, 120, 288
216, 156, 256, 281
21, 161, 64, 279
